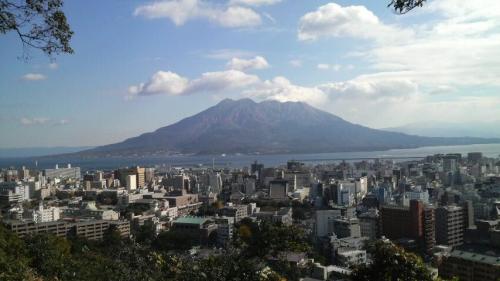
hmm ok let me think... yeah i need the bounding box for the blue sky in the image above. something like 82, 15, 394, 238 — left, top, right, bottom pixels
1, 0, 500, 148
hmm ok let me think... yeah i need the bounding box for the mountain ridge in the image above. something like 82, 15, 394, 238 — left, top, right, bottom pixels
77, 99, 500, 156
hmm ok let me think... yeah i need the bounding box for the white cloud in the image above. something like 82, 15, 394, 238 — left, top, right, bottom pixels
299, 1, 500, 88
129, 71, 189, 96
319, 77, 419, 102
298, 3, 406, 42
229, 0, 282, 7
227, 56, 270, 71
186, 70, 260, 94
20, 117, 50, 126
22, 73, 46, 81
48, 63, 58, 70
293, 1, 500, 126
128, 69, 259, 97
246, 76, 327, 107
289, 59, 302, 67
127, 65, 500, 128
317, 63, 341, 71
134, 0, 261, 28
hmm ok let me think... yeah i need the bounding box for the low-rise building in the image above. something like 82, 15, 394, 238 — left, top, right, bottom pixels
439, 246, 500, 281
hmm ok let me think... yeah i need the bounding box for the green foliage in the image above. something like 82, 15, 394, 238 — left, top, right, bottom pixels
25, 233, 72, 280
0, 224, 31, 281
235, 219, 311, 258
388, 0, 426, 14
350, 241, 435, 281
0, 0, 74, 58
134, 223, 157, 245
0, 220, 307, 281
163, 253, 283, 281
153, 229, 199, 252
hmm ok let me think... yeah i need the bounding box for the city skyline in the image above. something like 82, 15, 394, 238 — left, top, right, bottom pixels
2, 0, 500, 148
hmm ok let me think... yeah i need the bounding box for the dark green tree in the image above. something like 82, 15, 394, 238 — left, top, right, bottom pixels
0, 224, 31, 281
153, 229, 199, 252
235, 219, 310, 258
25, 233, 72, 280
0, 0, 73, 58
389, 0, 426, 14
350, 241, 435, 281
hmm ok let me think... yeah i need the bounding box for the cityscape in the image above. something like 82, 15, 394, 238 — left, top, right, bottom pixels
2, 0, 500, 281
1, 152, 500, 280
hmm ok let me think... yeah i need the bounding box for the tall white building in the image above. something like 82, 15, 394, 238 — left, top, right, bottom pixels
126, 174, 137, 191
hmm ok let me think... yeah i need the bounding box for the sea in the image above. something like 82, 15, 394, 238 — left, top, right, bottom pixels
1, 143, 500, 172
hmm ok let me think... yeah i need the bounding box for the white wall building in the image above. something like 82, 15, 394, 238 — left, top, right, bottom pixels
126, 174, 137, 191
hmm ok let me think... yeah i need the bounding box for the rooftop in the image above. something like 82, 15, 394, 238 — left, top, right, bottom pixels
450, 245, 500, 265
173, 216, 210, 225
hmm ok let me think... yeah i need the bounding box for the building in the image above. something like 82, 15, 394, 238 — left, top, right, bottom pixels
63, 201, 120, 221
219, 203, 248, 222
436, 205, 465, 247
215, 216, 234, 247
315, 210, 342, 237
439, 246, 500, 281
254, 207, 293, 226
171, 217, 217, 245
332, 217, 361, 238
404, 187, 430, 205
2, 219, 130, 240
115, 167, 145, 189
468, 152, 483, 164
43, 164, 81, 180
336, 249, 367, 267
165, 192, 201, 216
0, 190, 23, 206
358, 209, 379, 240
27, 204, 60, 223
126, 174, 137, 191
269, 180, 289, 200
71, 220, 130, 240
0, 182, 29, 203
335, 181, 356, 206
3, 220, 70, 238
380, 200, 435, 254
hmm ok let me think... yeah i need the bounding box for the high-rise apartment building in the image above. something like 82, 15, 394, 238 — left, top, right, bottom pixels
380, 200, 435, 254
436, 205, 465, 247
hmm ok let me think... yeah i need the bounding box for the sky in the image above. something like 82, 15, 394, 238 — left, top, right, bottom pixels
1, 0, 500, 148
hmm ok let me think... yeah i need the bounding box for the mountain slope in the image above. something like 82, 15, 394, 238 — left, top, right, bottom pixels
81, 99, 500, 156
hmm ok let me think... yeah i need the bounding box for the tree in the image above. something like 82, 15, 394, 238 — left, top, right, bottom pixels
0, 224, 31, 281
350, 241, 435, 281
0, 0, 73, 58
25, 233, 72, 280
235, 219, 310, 258
388, 0, 426, 14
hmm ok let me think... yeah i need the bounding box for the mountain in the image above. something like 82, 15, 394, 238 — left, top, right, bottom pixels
0, 146, 93, 158
79, 99, 500, 156
384, 121, 500, 138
